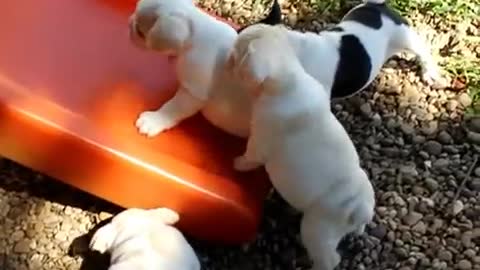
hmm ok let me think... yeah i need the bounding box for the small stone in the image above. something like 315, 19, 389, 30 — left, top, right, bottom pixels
11, 230, 25, 241
458, 93, 472, 107
395, 247, 408, 258
457, 259, 472, 270
55, 232, 68, 242
464, 249, 476, 258
14, 240, 30, 253
401, 123, 415, 135
402, 211, 423, 226
412, 221, 427, 234
423, 140, 443, 155
446, 100, 458, 111
370, 224, 387, 239
438, 250, 453, 261
421, 121, 438, 136
467, 131, 480, 145
468, 178, 480, 191
474, 167, 480, 177
452, 200, 464, 215
360, 103, 372, 117
461, 231, 473, 247
437, 131, 452, 144
433, 158, 449, 168
399, 164, 418, 177
413, 135, 426, 144
424, 177, 439, 191
468, 118, 480, 133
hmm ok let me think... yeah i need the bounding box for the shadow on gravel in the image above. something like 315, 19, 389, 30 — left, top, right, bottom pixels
0, 254, 16, 270
0, 158, 122, 268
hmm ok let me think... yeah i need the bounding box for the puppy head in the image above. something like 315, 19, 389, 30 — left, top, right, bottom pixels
227, 24, 295, 96
129, 0, 194, 54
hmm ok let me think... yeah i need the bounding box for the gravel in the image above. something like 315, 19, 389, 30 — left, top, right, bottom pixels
1, 0, 480, 269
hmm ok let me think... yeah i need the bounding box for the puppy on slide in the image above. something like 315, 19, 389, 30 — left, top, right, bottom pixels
89, 208, 200, 270
229, 24, 376, 270
129, 0, 281, 138
244, 0, 447, 99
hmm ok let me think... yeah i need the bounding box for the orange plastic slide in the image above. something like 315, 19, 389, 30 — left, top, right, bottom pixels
0, 0, 271, 244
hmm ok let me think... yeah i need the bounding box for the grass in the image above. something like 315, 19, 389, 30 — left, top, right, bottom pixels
445, 56, 480, 116
390, 0, 480, 20
390, 0, 480, 115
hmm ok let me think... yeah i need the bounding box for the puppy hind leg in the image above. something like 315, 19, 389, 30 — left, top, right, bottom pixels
394, 26, 447, 87
300, 211, 343, 270
136, 87, 205, 137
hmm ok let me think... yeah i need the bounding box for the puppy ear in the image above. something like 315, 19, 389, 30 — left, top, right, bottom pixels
247, 41, 273, 83
147, 12, 192, 52
129, 15, 148, 50
237, 41, 272, 84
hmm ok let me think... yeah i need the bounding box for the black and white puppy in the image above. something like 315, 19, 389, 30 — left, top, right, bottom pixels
240, 0, 447, 99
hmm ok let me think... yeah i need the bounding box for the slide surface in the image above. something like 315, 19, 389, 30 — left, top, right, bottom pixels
0, 0, 271, 244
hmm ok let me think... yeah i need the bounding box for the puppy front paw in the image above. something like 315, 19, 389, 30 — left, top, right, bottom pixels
136, 111, 175, 137
233, 156, 262, 172
151, 207, 180, 225
421, 66, 449, 89
89, 223, 116, 254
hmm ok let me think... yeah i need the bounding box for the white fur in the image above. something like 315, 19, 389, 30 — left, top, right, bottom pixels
231, 25, 376, 270
89, 208, 200, 270
264, 13, 445, 100
130, 0, 445, 139
129, 0, 252, 138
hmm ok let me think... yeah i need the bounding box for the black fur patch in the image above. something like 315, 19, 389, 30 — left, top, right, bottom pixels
237, 0, 282, 33
342, 3, 409, 30
330, 35, 372, 98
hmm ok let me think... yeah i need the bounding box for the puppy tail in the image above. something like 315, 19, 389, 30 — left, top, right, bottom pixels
258, 0, 282, 26
363, 0, 386, 4
237, 0, 282, 33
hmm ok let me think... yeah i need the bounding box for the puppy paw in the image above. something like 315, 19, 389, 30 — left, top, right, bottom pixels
151, 207, 180, 225
421, 67, 449, 89
89, 223, 116, 254
135, 111, 175, 137
353, 224, 366, 235
233, 156, 262, 172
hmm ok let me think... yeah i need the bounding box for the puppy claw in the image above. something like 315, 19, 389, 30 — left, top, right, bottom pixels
233, 156, 261, 172
421, 68, 449, 89
89, 223, 116, 254
135, 111, 174, 137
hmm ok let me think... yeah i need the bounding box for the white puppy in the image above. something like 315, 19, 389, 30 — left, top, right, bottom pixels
243, 0, 446, 99
89, 207, 200, 270
230, 25, 376, 270
129, 0, 254, 138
